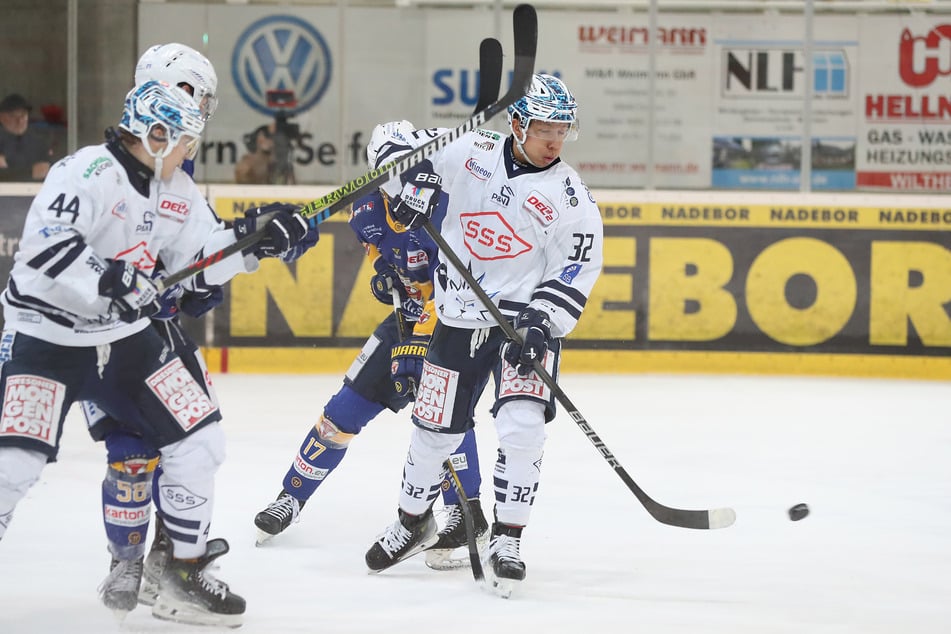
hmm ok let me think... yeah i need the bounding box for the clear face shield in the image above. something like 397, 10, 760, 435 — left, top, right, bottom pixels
524, 119, 579, 143
196, 92, 218, 122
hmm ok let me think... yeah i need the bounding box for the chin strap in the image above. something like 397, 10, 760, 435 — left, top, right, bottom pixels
510, 118, 540, 168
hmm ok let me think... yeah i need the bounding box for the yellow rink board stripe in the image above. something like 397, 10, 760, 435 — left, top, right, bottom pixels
200, 347, 951, 381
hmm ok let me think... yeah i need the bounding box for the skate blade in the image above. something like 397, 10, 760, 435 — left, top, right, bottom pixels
137, 575, 160, 607
255, 529, 277, 546
487, 575, 518, 599
425, 548, 471, 571
106, 607, 132, 623
152, 600, 243, 628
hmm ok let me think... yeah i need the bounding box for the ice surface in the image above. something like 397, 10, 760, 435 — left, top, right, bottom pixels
1, 373, 949, 633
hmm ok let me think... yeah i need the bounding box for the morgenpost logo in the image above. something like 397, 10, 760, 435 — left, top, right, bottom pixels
231, 15, 332, 116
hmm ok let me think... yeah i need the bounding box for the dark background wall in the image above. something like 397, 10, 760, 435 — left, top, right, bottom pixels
0, 0, 136, 157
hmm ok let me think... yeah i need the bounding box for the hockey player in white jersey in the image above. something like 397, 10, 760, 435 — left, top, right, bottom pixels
85, 43, 316, 621
0, 79, 311, 627
364, 74, 603, 598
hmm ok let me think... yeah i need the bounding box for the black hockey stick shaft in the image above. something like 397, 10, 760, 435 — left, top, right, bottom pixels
157, 4, 537, 293
443, 459, 485, 581
419, 218, 735, 530
475, 37, 503, 112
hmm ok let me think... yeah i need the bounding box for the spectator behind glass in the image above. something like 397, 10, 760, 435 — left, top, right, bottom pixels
235, 123, 276, 184
0, 93, 53, 181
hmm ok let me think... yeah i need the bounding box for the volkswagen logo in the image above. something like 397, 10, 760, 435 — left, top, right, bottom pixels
231, 15, 332, 116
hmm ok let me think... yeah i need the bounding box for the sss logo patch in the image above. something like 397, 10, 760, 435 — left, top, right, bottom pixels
231, 15, 332, 116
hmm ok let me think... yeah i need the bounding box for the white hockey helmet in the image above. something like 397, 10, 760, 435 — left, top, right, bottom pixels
366, 120, 417, 169
135, 43, 218, 122
119, 80, 205, 167
507, 73, 579, 142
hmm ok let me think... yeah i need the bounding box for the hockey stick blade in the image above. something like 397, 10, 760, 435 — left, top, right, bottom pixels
474, 38, 503, 113
442, 460, 485, 581
418, 215, 735, 531
158, 5, 536, 293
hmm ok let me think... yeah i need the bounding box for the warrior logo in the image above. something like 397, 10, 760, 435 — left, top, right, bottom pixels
232, 15, 332, 116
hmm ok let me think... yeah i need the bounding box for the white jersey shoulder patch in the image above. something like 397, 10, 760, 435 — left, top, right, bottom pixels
523, 190, 559, 226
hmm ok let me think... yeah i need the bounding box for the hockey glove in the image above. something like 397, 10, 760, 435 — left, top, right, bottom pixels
233, 203, 315, 260
391, 334, 430, 398
501, 307, 553, 376
179, 286, 225, 319
391, 159, 441, 230
280, 222, 320, 263
98, 259, 161, 323
369, 256, 406, 306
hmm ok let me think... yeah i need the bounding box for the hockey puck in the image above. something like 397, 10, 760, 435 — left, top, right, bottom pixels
787, 503, 809, 521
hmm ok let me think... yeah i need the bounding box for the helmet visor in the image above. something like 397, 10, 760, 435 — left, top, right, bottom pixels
525, 119, 579, 143
197, 92, 218, 122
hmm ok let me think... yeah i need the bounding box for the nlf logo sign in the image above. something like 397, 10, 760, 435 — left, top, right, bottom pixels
722, 49, 848, 98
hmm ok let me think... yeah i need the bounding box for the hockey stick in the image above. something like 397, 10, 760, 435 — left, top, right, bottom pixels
156, 4, 537, 293
475, 37, 503, 113
442, 459, 485, 581
419, 217, 736, 530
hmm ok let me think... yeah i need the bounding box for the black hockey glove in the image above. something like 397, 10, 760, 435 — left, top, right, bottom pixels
233, 203, 315, 260
179, 286, 224, 319
391, 333, 430, 398
502, 307, 553, 376
98, 259, 161, 323
369, 256, 406, 306
391, 159, 441, 230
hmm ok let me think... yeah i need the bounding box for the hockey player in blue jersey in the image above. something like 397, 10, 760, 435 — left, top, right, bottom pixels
253, 121, 487, 569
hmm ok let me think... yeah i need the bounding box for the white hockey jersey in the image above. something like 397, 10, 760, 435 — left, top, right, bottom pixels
1, 139, 253, 346
402, 128, 603, 338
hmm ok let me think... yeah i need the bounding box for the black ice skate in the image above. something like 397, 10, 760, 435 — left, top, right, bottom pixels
98, 554, 144, 618
425, 499, 489, 570
482, 522, 526, 599
365, 508, 438, 572
152, 538, 246, 628
254, 490, 304, 545
138, 515, 171, 607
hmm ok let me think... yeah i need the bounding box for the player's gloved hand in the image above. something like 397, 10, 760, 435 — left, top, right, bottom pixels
98, 259, 161, 323
391, 333, 430, 397
233, 202, 314, 259
501, 307, 553, 376
369, 256, 405, 306
391, 159, 441, 230
179, 286, 224, 319
280, 221, 320, 263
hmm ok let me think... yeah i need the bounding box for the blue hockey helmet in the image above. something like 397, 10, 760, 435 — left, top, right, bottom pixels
507, 73, 579, 142
120, 80, 205, 155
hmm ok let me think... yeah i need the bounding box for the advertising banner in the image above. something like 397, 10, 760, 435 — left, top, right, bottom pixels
139, 6, 951, 193
856, 16, 951, 191
205, 190, 951, 379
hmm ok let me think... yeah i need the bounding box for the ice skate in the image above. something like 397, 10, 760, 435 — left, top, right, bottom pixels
365, 508, 438, 572
254, 490, 303, 545
98, 555, 144, 619
425, 499, 489, 571
482, 522, 526, 599
151, 538, 245, 628
138, 515, 171, 607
